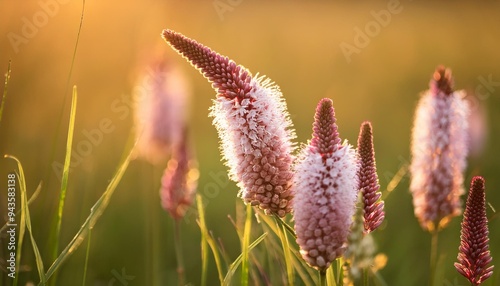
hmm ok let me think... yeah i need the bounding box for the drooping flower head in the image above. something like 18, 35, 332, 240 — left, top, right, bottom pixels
455, 176, 494, 286
410, 66, 470, 231
357, 121, 384, 233
293, 98, 358, 271
160, 129, 199, 220
162, 30, 296, 217
133, 58, 190, 165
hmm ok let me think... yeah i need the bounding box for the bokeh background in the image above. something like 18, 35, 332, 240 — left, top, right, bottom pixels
1, 1, 500, 285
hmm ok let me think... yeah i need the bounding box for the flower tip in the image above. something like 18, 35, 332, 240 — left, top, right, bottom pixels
318, 97, 333, 108
161, 29, 175, 41
431, 65, 454, 95
471, 176, 485, 191
361, 121, 372, 132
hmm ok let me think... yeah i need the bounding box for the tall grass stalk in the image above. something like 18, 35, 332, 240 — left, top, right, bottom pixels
196, 194, 224, 284
276, 220, 294, 285
82, 229, 91, 286
199, 208, 208, 286
45, 3, 85, 278
0, 60, 11, 124
223, 232, 267, 285
240, 203, 253, 286
51, 86, 77, 285
41, 144, 134, 283
6, 156, 46, 284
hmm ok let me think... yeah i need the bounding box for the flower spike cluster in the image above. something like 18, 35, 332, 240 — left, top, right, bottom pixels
293, 98, 358, 271
162, 30, 295, 217
160, 130, 199, 220
454, 176, 494, 286
133, 59, 190, 165
357, 121, 384, 233
410, 66, 470, 231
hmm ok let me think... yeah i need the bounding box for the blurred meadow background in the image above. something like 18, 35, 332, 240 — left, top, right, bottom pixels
1, 0, 500, 285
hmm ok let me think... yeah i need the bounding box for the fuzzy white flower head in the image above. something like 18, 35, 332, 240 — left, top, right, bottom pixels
293, 98, 358, 272
163, 29, 295, 217
410, 66, 470, 231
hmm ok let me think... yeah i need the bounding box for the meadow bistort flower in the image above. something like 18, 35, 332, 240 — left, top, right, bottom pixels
293, 98, 358, 271
162, 29, 295, 217
357, 121, 384, 233
160, 131, 199, 220
133, 58, 190, 165
410, 66, 470, 231
454, 176, 494, 286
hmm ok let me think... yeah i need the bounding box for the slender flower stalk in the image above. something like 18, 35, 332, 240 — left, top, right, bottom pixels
293, 98, 358, 272
344, 197, 376, 283
454, 176, 494, 285
357, 121, 384, 233
410, 66, 470, 231
162, 29, 295, 217
160, 130, 199, 221
134, 59, 190, 165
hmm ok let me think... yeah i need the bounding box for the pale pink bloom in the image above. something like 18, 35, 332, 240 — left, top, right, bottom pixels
134, 59, 190, 165
410, 66, 470, 231
162, 30, 295, 217
293, 98, 358, 271
160, 131, 199, 220
357, 121, 384, 233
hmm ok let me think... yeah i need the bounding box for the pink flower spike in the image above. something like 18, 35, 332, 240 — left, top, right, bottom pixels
410, 66, 470, 231
454, 176, 494, 286
162, 30, 296, 217
160, 130, 199, 221
357, 121, 384, 233
133, 58, 190, 165
293, 98, 358, 272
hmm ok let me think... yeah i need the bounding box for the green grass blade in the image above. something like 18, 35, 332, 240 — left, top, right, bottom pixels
0, 60, 11, 124
42, 146, 134, 283
82, 229, 91, 286
196, 194, 224, 284
240, 204, 252, 286
326, 264, 336, 286
0, 181, 41, 233
196, 195, 208, 286
6, 156, 46, 284
273, 214, 297, 239
52, 86, 77, 267
257, 210, 319, 284
223, 232, 267, 286
276, 222, 294, 286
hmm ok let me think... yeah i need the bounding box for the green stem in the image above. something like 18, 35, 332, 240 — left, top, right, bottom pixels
430, 230, 439, 286
241, 203, 252, 286
320, 270, 327, 286
174, 220, 185, 286
82, 230, 91, 286
363, 267, 369, 286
